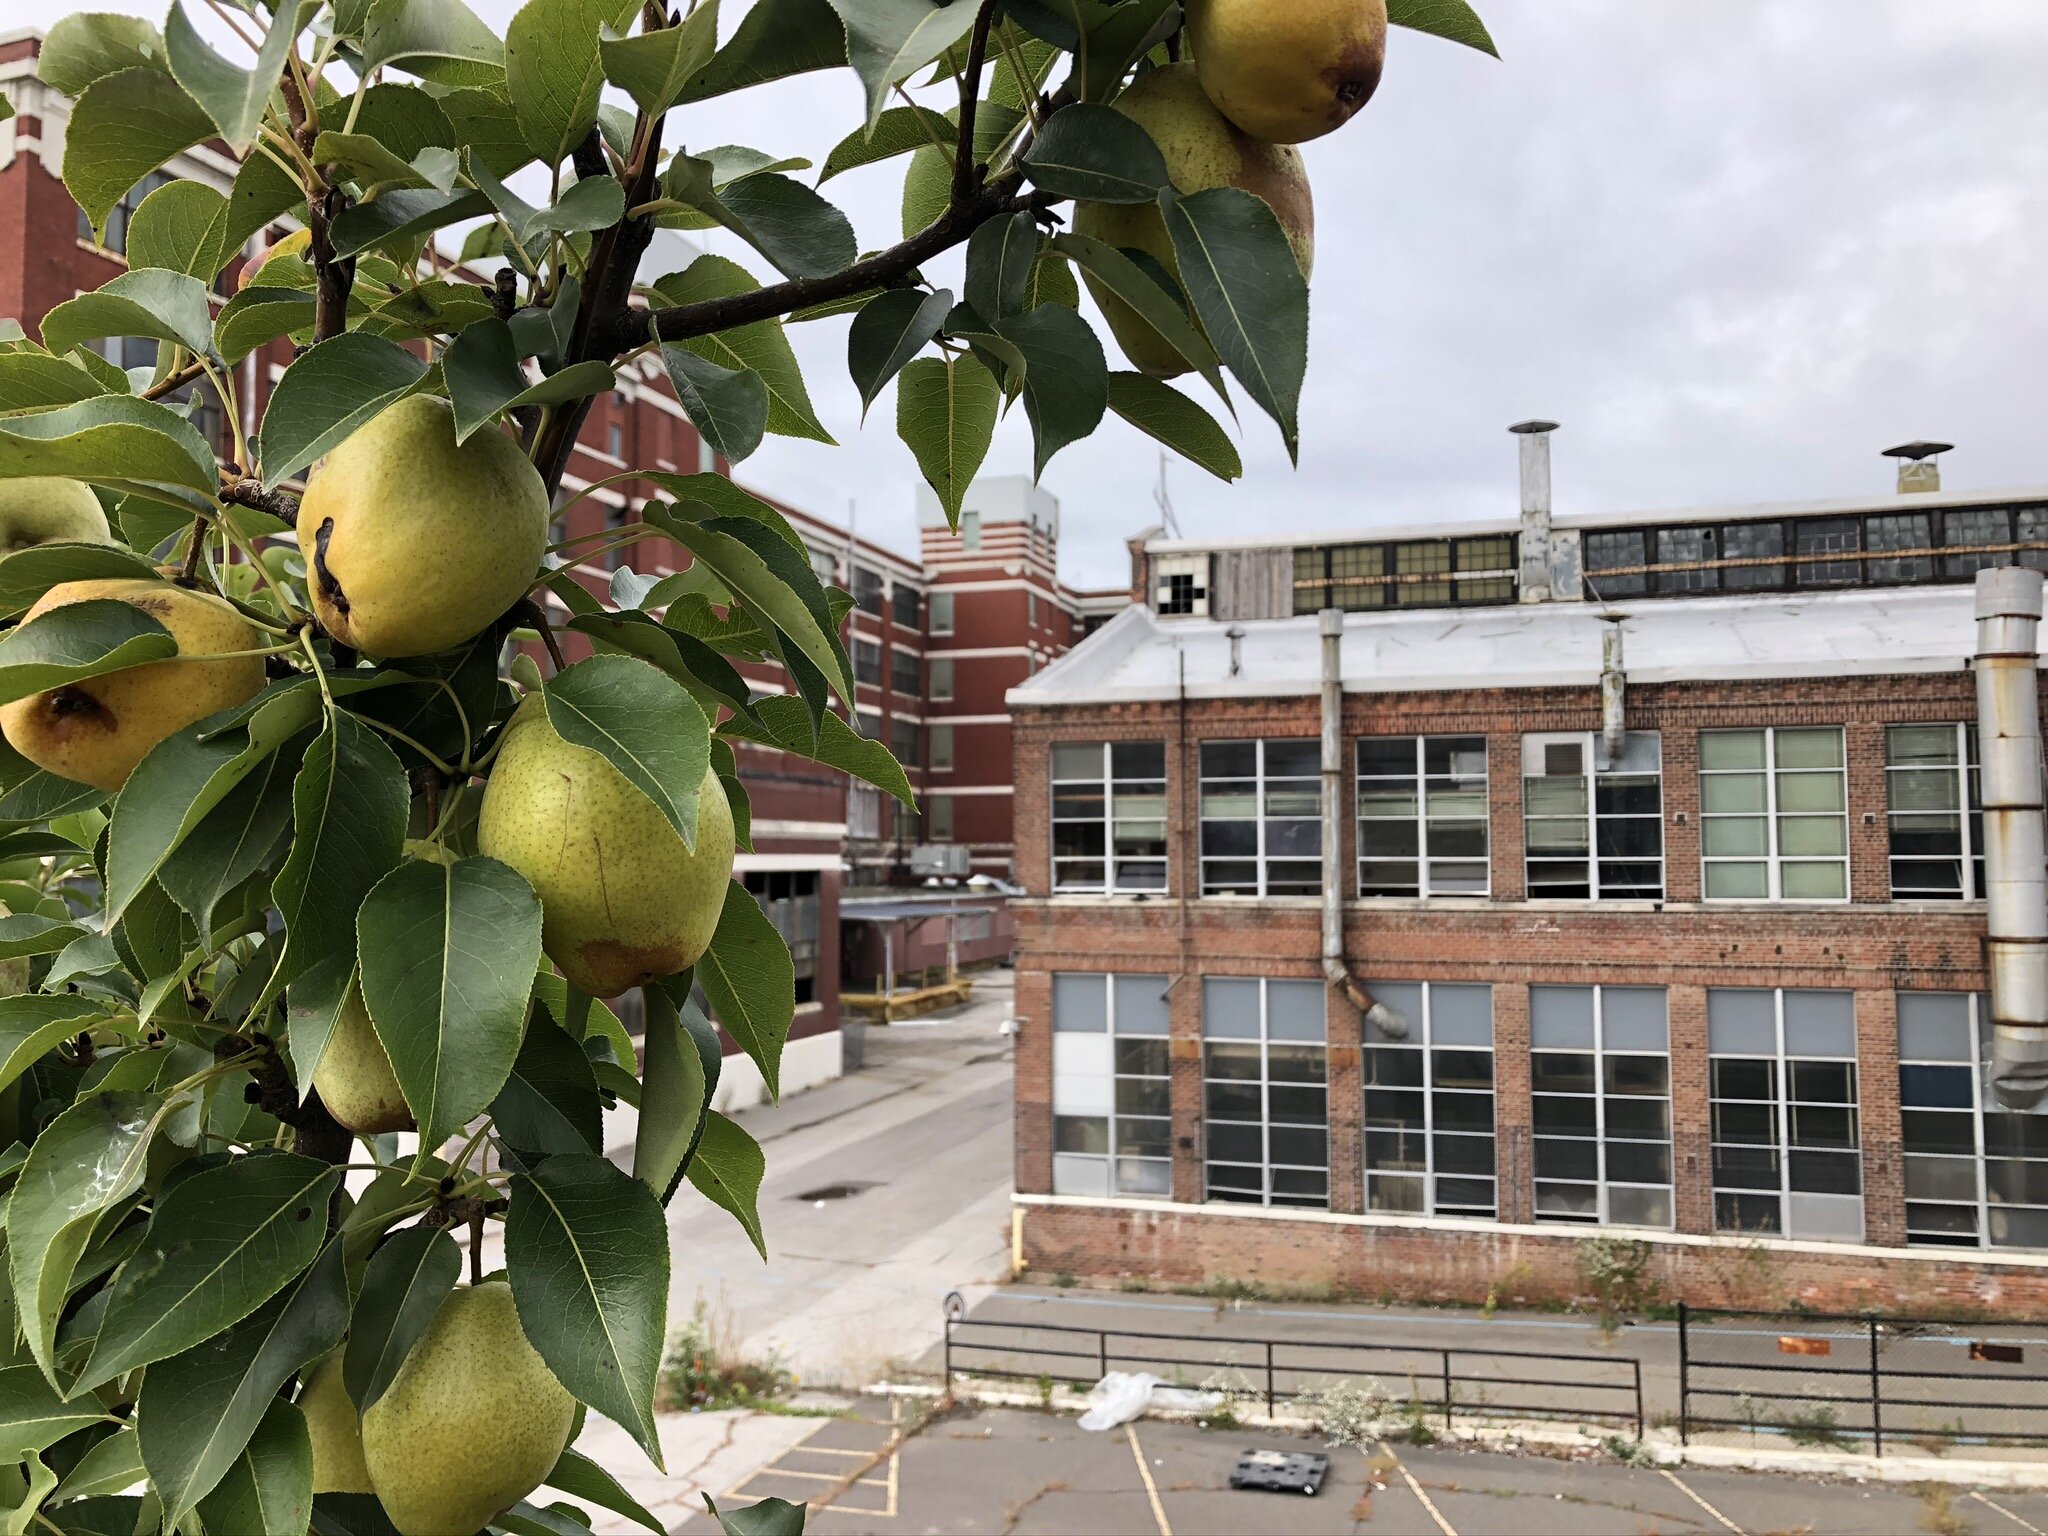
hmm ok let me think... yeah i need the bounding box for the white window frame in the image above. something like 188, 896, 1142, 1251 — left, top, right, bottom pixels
1521, 730, 1664, 901
929, 723, 954, 774
1362, 982, 1497, 1220
1198, 739, 1321, 898
1051, 973, 1174, 1200
926, 793, 954, 841
928, 657, 954, 702
1201, 977, 1329, 1209
1050, 741, 1168, 895
928, 590, 955, 636
852, 636, 882, 687
1885, 723, 1983, 901
1529, 986, 1674, 1230
1699, 726, 1849, 902
889, 644, 921, 696
1356, 734, 1490, 898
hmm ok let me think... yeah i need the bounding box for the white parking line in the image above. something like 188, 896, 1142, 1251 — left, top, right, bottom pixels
1976, 1490, 2048, 1536
1376, 1442, 1458, 1536
1125, 1423, 1172, 1536
1660, 1467, 1745, 1534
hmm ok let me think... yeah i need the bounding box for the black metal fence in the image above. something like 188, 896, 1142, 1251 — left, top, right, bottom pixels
943, 1313, 1643, 1436
1677, 1303, 2048, 1456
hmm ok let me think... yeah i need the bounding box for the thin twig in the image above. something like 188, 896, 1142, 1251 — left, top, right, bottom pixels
514, 598, 569, 673
219, 476, 302, 523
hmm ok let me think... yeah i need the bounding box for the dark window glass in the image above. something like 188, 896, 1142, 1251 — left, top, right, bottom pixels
1720, 522, 1786, 591
1794, 517, 1861, 588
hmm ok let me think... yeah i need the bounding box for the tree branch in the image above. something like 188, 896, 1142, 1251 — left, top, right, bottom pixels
220, 475, 301, 522
952, 0, 1002, 206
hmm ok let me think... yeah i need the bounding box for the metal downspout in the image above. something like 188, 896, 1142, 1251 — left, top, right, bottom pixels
1320, 610, 1405, 1037
1975, 567, 2048, 1109
1600, 621, 1627, 766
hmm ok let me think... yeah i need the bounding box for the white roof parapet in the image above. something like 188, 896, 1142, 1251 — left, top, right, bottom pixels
1007, 585, 2033, 708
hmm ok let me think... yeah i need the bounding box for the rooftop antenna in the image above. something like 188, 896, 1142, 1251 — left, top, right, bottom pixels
1152, 451, 1183, 539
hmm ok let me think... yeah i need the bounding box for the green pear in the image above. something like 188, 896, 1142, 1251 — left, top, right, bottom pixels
311, 987, 413, 1134
1186, 0, 1387, 144
361, 1281, 576, 1536
301, 1353, 374, 1495
296, 395, 548, 658
476, 695, 735, 997
0, 902, 25, 999
0, 478, 113, 552
1075, 63, 1314, 376
0, 578, 266, 791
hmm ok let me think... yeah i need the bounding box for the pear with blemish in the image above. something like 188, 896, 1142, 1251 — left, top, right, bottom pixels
295, 395, 547, 658
1186, 0, 1388, 144
0, 578, 265, 791
0, 478, 113, 552
476, 694, 734, 997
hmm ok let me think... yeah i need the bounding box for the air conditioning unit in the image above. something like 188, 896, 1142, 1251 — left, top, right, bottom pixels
911, 844, 971, 879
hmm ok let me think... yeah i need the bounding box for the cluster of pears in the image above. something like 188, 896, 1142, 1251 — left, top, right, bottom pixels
1076, 0, 1388, 375
304, 1279, 579, 1536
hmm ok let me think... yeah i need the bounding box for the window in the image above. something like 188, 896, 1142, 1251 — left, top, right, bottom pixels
1898, 992, 2048, 1250
926, 794, 954, 841
79, 169, 173, 255
1052, 974, 1172, 1198
890, 647, 920, 695
1203, 978, 1327, 1208
1052, 742, 1167, 893
1582, 530, 1649, 599
1886, 724, 1983, 900
1720, 521, 1786, 591
607, 422, 623, 458
928, 657, 954, 701
744, 871, 819, 1004
1708, 989, 1862, 1241
852, 566, 884, 616
1356, 735, 1489, 897
847, 783, 880, 839
1867, 513, 1934, 583
890, 717, 919, 771
928, 591, 955, 636
1155, 557, 1210, 618
1522, 732, 1663, 900
1362, 982, 1495, 1218
1292, 537, 1516, 613
929, 723, 954, 773
892, 584, 921, 628
1943, 508, 2011, 580
1530, 987, 1672, 1228
1700, 728, 1848, 900
852, 638, 881, 687
1199, 740, 1320, 896
960, 510, 982, 552
697, 435, 717, 473
809, 546, 839, 584
1028, 592, 1038, 628
1654, 527, 1717, 594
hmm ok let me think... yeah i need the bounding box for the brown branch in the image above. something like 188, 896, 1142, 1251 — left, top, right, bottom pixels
141, 360, 209, 401
220, 474, 301, 522
952, 0, 1002, 206
514, 598, 568, 673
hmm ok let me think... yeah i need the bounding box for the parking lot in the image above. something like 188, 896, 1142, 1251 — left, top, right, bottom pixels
722, 1400, 2048, 1535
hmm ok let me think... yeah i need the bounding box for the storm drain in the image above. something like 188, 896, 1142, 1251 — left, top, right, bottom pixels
791, 1180, 878, 1202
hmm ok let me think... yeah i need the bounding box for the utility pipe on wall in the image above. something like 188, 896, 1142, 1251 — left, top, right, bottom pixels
1600, 621, 1627, 767
1320, 610, 1407, 1038
1975, 566, 2048, 1110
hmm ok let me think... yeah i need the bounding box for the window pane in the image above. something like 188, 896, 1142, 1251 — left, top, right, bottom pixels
1114, 976, 1171, 1035
1781, 862, 1847, 900
1054, 975, 1108, 1032
1530, 987, 1595, 1048
1701, 730, 1766, 770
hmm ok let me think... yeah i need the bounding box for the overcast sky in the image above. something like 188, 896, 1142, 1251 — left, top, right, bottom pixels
9, 0, 2045, 587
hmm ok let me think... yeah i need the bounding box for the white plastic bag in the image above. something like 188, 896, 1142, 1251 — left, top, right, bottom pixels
1076, 1372, 1223, 1430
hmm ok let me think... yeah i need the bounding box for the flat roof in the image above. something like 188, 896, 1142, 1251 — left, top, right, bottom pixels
1008, 584, 2022, 706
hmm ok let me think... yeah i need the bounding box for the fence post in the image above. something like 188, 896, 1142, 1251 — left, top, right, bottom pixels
1676, 1302, 1690, 1447
1867, 1317, 1883, 1458
1632, 1357, 1644, 1440
944, 1317, 952, 1382
1099, 1329, 1109, 1382
1265, 1341, 1276, 1416
1441, 1351, 1454, 1430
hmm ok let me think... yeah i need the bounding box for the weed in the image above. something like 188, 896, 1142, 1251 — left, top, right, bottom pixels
1118, 1277, 1150, 1294
655, 1296, 794, 1412
1052, 1271, 1076, 1290
1602, 1435, 1651, 1466
1782, 1404, 1852, 1450
1576, 1237, 1658, 1336
1396, 1390, 1438, 1446
1916, 1482, 1969, 1536
1296, 1378, 1391, 1449
1034, 1371, 1055, 1409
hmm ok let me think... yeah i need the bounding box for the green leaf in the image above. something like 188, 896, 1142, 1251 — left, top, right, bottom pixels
213, 287, 316, 369
270, 713, 409, 993
600, 3, 720, 114
706, 173, 858, 282
1388, 0, 1499, 56
631, 988, 715, 1204
361, 0, 507, 83
40, 267, 215, 365
828, 0, 981, 124
156, 741, 298, 944
443, 319, 616, 444
0, 394, 217, 509
165, 0, 310, 154
820, 103, 954, 182
224, 149, 307, 261
1161, 186, 1308, 462
542, 655, 712, 850
1022, 101, 1170, 201
357, 857, 543, 1147
283, 954, 356, 1104
194, 1398, 312, 1536
505, 1154, 668, 1465
256, 334, 431, 490
507, 0, 638, 167
702, 1492, 806, 1536
492, 1007, 603, 1157
658, 347, 769, 465
1106, 372, 1242, 481
847, 286, 952, 414
0, 996, 105, 1100
567, 612, 755, 724
344, 1226, 459, 1412
63, 68, 212, 238
137, 1238, 348, 1524
76, 1153, 340, 1392
0, 352, 114, 413
51, 1424, 143, 1501
0, 598, 175, 708
679, 0, 843, 101
993, 303, 1108, 477
964, 211, 1040, 325
649, 257, 833, 444
313, 130, 432, 191
895, 353, 997, 524
0, 1366, 110, 1461
439, 86, 535, 178
720, 695, 914, 806
685, 1110, 768, 1259
469, 154, 627, 247
1053, 230, 1225, 393
125, 181, 231, 280
328, 187, 494, 260
37, 13, 164, 95
543, 1448, 668, 1536
696, 880, 795, 1101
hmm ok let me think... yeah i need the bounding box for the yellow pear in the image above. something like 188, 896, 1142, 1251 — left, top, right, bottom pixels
0, 478, 113, 553
0, 578, 266, 791
476, 695, 735, 997
1074, 64, 1314, 376
301, 1353, 374, 1495
311, 987, 413, 1134
296, 395, 548, 658
1186, 0, 1387, 144
361, 1282, 575, 1536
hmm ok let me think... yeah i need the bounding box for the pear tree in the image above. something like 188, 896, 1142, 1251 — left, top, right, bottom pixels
0, 0, 1493, 1532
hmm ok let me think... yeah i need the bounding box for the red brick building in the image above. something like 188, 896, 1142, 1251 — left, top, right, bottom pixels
1008, 431, 2048, 1315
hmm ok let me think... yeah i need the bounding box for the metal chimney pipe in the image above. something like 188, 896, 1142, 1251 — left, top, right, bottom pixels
1319, 609, 1406, 1037
1599, 621, 1627, 767
1511, 421, 1560, 603
1975, 566, 2048, 1110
